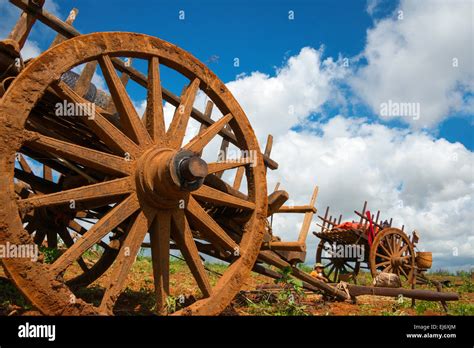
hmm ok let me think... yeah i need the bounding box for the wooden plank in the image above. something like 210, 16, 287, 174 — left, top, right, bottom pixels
8, 0, 46, 48
49, 8, 78, 47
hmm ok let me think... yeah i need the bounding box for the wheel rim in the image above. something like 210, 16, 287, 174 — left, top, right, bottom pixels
0, 32, 267, 315
369, 228, 415, 285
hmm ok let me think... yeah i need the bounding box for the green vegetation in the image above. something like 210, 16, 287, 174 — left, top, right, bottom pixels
245, 267, 309, 316
458, 276, 474, 293
0, 278, 32, 314
297, 263, 312, 273
39, 246, 61, 264
449, 303, 474, 315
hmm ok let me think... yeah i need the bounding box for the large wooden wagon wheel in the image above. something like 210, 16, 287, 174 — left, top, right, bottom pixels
0, 32, 267, 315
369, 228, 415, 285
316, 240, 360, 283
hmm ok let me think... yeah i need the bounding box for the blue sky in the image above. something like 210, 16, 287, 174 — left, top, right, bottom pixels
2, 0, 473, 270
14, 0, 473, 150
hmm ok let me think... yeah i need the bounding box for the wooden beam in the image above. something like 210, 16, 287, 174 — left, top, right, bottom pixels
49, 8, 78, 47
9, 0, 279, 169
277, 205, 317, 214
8, 0, 46, 49
297, 186, 319, 244
267, 241, 305, 252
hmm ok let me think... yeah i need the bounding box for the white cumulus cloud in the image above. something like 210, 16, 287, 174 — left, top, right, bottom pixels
351, 0, 474, 128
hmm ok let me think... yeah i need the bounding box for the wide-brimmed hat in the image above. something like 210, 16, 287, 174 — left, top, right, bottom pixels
314, 263, 325, 268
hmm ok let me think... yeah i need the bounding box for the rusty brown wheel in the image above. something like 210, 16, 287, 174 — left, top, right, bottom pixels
14, 156, 121, 288
369, 228, 415, 285
0, 32, 267, 315
316, 239, 360, 283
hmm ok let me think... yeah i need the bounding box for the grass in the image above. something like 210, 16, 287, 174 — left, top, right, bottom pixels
242, 267, 309, 316
0, 278, 32, 314
39, 246, 62, 264
1, 253, 472, 316
458, 276, 474, 293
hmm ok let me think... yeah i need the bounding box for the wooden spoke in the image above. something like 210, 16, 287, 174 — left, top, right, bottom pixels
379, 242, 392, 257
50, 194, 140, 276
167, 78, 200, 148
33, 228, 46, 245
172, 211, 212, 297
46, 228, 58, 248
376, 260, 391, 268
25, 132, 131, 176
24, 220, 37, 234
399, 265, 409, 279
119, 58, 133, 87
150, 210, 171, 314
326, 264, 335, 278
18, 154, 32, 174
399, 243, 409, 256
18, 177, 132, 210
207, 161, 248, 174
334, 267, 339, 282
384, 237, 393, 255
214, 125, 230, 178
324, 261, 334, 268
43, 164, 52, 182
196, 101, 214, 156
376, 252, 391, 260
192, 185, 255, 210
145, 56, 166, 142
68, 220, 88, 234
392, 234, 400, 253
99, 209, 152, 314
53, 81, 141, 157
233, 167, 245, 190
98, 54, 151, 146
74, 61, 98, 97
346, 263, 356, 271
185, 196, 238, 252
57, 227, 89, 272
14, 168, 58, 194
184, 114, 233, 153
68, 220, 110, 250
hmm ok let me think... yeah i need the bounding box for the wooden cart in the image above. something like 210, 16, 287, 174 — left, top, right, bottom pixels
313, 201, 421, 286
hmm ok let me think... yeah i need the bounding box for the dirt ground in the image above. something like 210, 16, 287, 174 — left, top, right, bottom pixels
1, 256, 472, 316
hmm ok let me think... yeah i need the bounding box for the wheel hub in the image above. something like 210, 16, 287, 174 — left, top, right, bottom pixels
135, 147, 208, 209
391, 256, 406, 268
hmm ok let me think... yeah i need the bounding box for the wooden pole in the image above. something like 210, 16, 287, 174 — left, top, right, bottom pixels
9, 0, 278, 170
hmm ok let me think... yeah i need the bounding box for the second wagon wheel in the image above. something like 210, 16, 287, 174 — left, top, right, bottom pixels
0, 32, 267, 315
369, 227, 416, 285
316, 240, 360, 283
